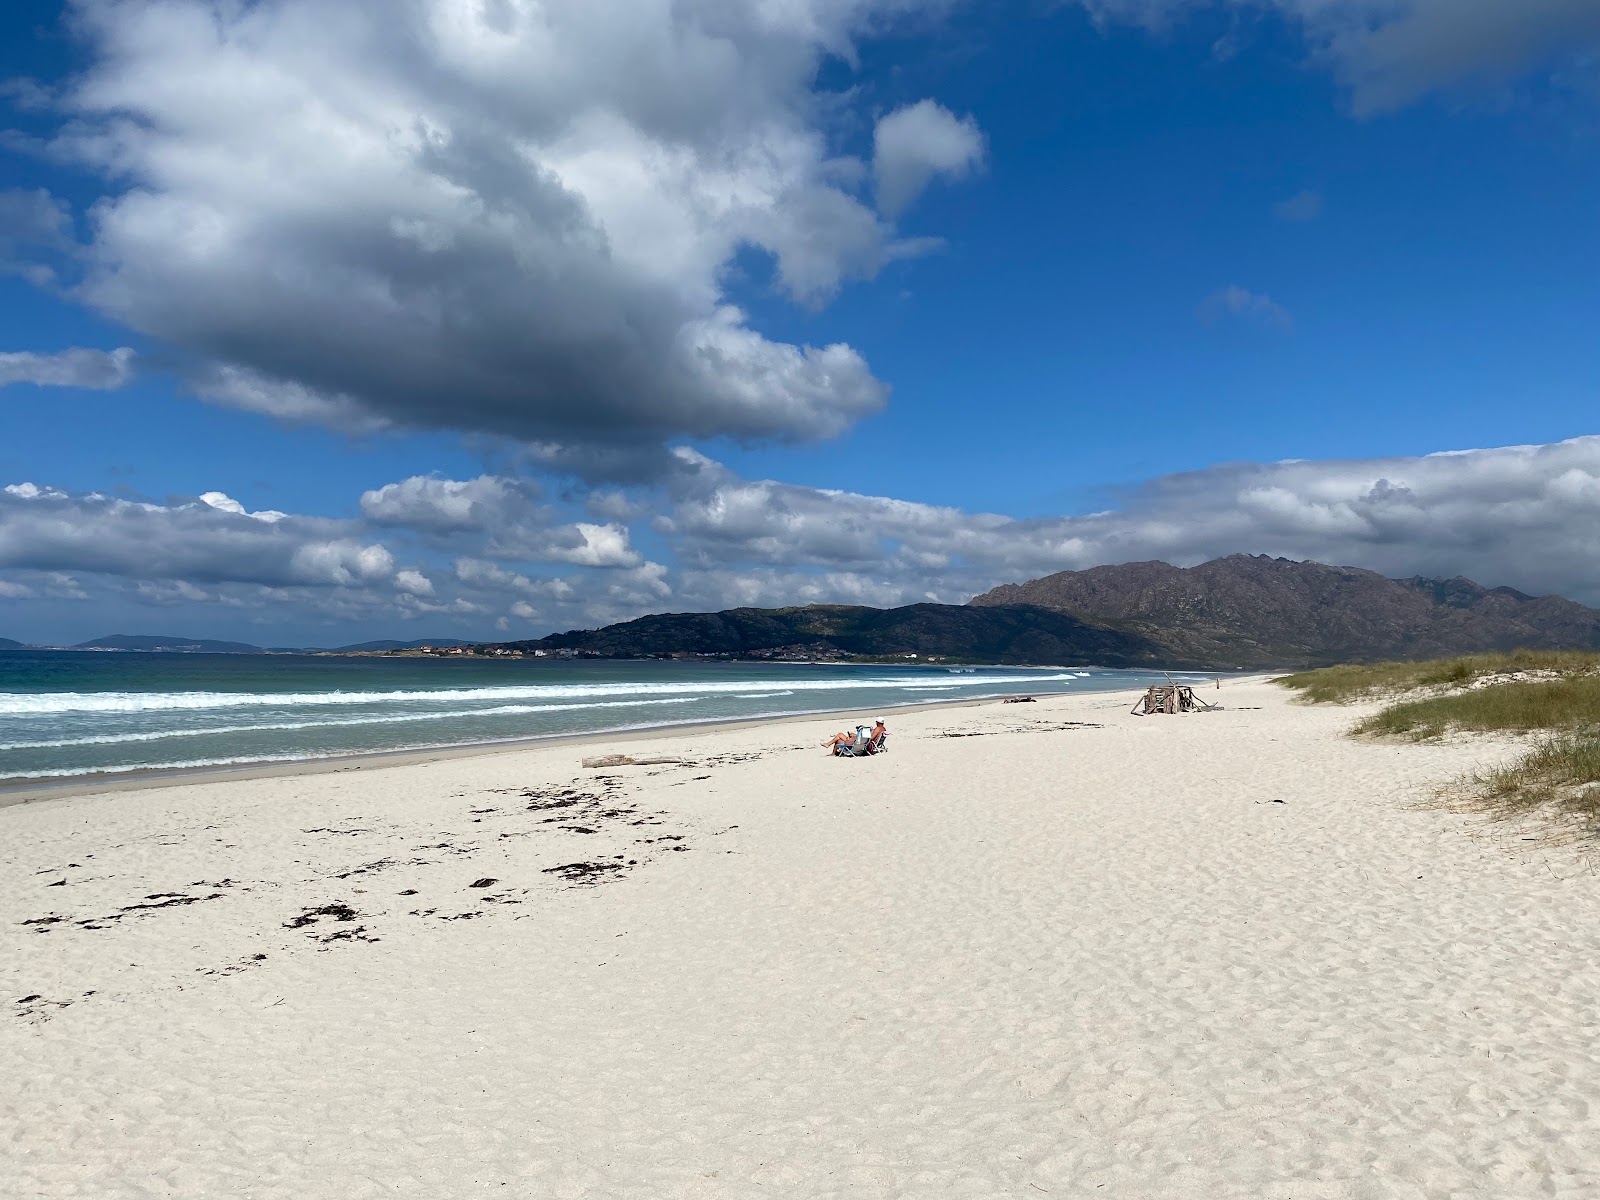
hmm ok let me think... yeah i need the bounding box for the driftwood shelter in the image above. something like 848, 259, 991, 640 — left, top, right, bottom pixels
1132, 684, 1218, 715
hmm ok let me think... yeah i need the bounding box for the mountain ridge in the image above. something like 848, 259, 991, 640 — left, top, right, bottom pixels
967, 554, 1600, 667
499, 602, 1175, 666
497, 556, 1600, 669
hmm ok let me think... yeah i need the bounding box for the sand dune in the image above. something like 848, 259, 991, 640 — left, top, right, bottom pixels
4, 681, 1598, 1198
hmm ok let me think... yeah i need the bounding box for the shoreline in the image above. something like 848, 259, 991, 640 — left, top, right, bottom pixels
3, 680, 1226, 808
3, 670, 1269, 809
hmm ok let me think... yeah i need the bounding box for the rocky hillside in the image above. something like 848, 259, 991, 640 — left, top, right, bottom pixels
968, 554, 1600, 668
503, 602, 1174, 666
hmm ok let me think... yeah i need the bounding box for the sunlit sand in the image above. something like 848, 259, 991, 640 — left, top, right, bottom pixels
5, 681, 1598, 1198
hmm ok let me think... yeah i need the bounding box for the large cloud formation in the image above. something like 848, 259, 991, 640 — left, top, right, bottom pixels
14, 0, 1589, 465
33, 0, 991, 460
0, 484, 395, 589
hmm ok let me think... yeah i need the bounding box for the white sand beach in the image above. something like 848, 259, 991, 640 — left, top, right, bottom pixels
4, 679, 1599, 1199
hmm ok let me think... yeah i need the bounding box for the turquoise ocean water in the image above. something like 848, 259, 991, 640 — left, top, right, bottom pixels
0, 650, 1195, 783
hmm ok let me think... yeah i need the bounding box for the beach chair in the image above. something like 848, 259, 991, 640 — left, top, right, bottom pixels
834, 726, 872, 756
834, 725, 888, 756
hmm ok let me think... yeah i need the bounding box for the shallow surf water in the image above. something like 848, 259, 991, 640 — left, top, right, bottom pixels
0, 650, 1193, 782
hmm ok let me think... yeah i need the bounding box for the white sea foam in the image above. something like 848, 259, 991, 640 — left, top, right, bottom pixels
0, 674, 1077, 716
0, 751, 341, 780
0, 707, 832, 779
0, 697, 702, 751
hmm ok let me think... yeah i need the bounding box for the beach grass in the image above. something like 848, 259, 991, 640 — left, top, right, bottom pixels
1352, 675, 1600, 739
1276, 650, 1600, 704
1283, 650, 1600, 839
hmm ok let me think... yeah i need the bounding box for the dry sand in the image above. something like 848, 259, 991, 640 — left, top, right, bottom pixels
3, 680, 1598, 1199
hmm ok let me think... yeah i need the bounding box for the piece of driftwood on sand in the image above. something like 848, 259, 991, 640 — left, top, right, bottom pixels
580, 754, 690, 769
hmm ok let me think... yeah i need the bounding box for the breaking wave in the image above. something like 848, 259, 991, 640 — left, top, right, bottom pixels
0, 697, 701, 751
0, 674, 1077, 717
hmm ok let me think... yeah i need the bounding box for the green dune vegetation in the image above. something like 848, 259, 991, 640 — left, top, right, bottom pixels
1278, 652, 1600, 838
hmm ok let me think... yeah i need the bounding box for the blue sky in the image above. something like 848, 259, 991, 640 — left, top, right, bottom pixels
2, 0, 1598, 645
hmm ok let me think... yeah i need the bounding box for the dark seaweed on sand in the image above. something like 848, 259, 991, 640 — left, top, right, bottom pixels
284, 902, 359, 929
542, 860, 628, 885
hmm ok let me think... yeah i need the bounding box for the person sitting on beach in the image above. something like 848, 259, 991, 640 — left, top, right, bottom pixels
823, 726, 870, 753
822, 719, 888, 755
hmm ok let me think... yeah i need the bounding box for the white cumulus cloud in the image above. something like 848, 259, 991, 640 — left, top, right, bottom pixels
1198, 285, 1293, 331
363, 473, 645, 568
0, 347, 136, 391
873, 100, 986, 218
362, 475, 543, 535
394, 569, 435, 597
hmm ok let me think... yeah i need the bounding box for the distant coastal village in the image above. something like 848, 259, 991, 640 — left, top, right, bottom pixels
402, 643, 929, 663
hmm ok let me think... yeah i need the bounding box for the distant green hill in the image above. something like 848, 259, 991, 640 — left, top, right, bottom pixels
0, 637, 23, 650
67, 634, 479, 655
498, 602, 1170, 666
75, 634, 266, 654
329, 638, 475, 652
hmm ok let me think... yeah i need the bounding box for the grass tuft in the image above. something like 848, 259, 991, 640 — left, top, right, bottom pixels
1474, 734, 1600, 839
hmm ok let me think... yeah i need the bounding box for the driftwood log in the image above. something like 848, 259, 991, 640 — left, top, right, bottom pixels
581, 754, 689, 768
